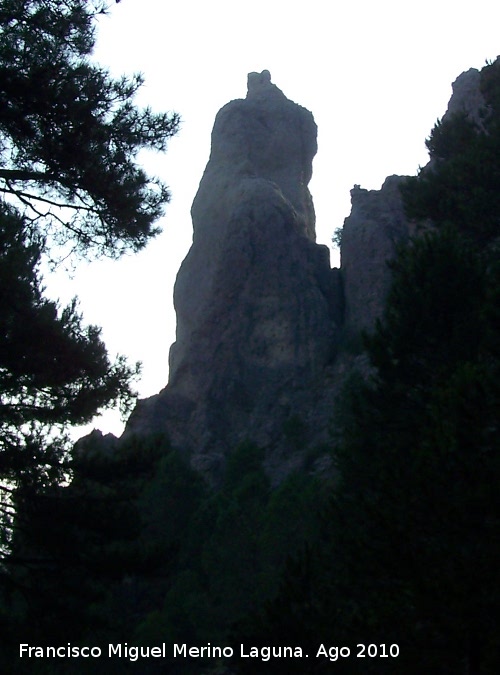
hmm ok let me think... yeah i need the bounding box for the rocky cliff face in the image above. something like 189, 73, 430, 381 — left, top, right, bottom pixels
443, 67, 485, 125
125, 71, 342, 482
341, 175, 412, 337
121, 66, 484, 483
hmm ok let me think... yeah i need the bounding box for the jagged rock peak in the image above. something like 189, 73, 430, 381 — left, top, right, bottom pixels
194, 69, 318, 242
246, 69, 286, 100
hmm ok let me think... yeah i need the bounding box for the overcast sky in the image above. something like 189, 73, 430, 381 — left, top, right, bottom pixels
47, 0, 500, 437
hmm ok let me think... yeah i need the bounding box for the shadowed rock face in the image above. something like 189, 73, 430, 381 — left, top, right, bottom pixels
341, 175, 412, 336
444, 67, 485, 126
125, 71, 342, 482
170, 70, 321, 391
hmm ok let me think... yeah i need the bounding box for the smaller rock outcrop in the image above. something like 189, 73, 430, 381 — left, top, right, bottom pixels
341, 175, 411, 336
443, 67, 485, 125
339, 65, 491, 338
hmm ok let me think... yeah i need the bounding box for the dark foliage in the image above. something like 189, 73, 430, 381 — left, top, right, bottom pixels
0, 203, 139, 552
0, 0, 179, 259
131, 442, 329, 675
0, 3, 179, 661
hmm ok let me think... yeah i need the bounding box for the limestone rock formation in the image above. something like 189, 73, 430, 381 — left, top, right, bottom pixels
119, 64, 486, 484
125, 71, 342, 482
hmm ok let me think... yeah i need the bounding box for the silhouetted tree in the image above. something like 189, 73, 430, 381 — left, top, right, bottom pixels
0, 203, 139, 549
0, 0, 179, 646
0, 433, 169, 671
0, 0, 179, 260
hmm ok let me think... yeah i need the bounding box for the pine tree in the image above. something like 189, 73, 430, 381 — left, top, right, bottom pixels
0, 0, 179, 259
0, 203, 139, 548
0, 0, 179, 639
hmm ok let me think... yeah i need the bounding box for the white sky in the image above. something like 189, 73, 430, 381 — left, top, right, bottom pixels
46, 0, 500, 438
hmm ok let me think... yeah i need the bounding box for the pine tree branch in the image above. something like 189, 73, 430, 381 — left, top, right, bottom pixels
0, 168, 57, 183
